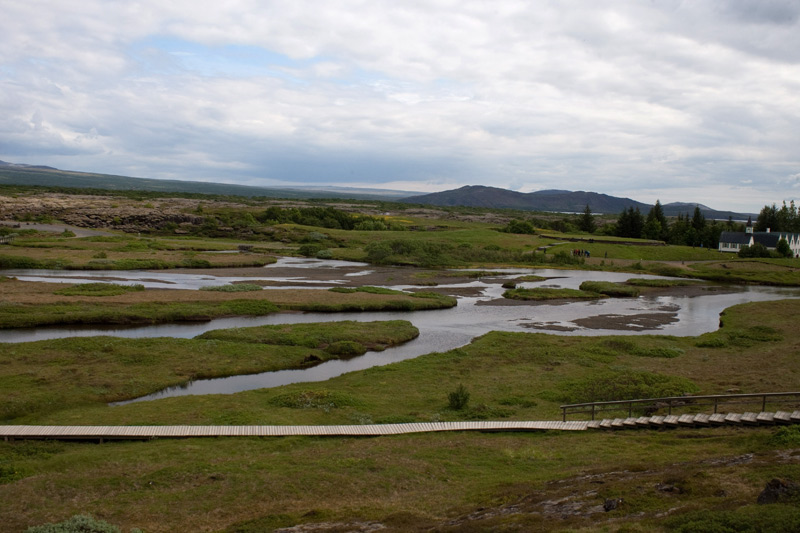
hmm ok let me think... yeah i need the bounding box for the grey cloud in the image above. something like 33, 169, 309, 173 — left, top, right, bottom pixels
1, 1, 799, 212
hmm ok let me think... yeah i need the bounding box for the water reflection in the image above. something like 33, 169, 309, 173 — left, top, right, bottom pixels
3, 261, 799, 402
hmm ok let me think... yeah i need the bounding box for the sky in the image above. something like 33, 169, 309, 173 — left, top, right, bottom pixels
2, 1, 799, 212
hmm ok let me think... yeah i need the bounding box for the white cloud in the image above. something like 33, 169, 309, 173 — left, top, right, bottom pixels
1, 0, 799, 212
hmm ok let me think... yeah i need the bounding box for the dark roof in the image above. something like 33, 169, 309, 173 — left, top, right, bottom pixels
719, 232, 752, 245
753, 233, 781, 248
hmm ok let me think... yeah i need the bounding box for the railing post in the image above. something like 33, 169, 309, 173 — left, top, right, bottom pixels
562, 407, 566, 423
762, 395, 766, 412
628, 402, 632, 418
714, 398, 718, 413
668, 401, 672, 416
591, 404, 596, 421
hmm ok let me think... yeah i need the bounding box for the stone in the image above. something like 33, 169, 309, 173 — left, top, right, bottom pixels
757, 478, 799, 505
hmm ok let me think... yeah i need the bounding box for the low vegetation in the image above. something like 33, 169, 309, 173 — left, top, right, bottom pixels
578, 280, 641, 297
0, 320, 418, 420
198, 283, 263, 292
2, 299, 800, 531
52, 282, 145, 297
0, 279, 456, 329
503, 287, 600, 300
197, 320, 418, 352
2, 189, 800, 532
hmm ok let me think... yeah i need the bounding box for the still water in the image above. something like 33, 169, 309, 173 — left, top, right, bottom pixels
3, 259, 798, 402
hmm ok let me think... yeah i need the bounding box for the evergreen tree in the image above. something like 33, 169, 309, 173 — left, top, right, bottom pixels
615, 206, 644, 238
777, 238, 793, 258
645, 200, 669, 240
755, 204, 779, 232
578, 204, 596, 233
691, 206, 706, 233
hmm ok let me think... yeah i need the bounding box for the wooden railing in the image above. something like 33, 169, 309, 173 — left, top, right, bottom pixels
0, 233, 17, 244
561, 392, 800, 422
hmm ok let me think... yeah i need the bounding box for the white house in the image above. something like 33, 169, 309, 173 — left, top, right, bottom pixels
718, 220, 800, 257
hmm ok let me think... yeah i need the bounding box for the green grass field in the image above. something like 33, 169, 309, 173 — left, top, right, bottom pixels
2, 300, 800, 531
3, 194, 800, 531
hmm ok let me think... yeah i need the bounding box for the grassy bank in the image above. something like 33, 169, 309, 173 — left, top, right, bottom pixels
1, 297, 799, 531
1, 321, 418, 421
0, 280, 456, 329
3, 426, 798, 532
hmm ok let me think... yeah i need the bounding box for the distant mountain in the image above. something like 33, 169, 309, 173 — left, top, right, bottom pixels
400, 185, 650, 214
0, 161, 757, 219
0, 161, 413, 201
660, 202, 749, 221
400, 185, 756, 220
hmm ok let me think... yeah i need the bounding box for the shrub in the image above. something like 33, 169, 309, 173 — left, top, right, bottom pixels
298, 243, 322, 257
667, 506, 800, 533
448, 384, 470, 410
771, 425, 800, 447
325, 340, 366, 357
25, 514, 125, 533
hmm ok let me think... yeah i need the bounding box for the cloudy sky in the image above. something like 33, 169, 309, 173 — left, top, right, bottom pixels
2, 1, 799, 212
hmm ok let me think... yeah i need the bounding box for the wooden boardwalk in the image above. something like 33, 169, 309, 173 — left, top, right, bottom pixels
2, 411, 798, 442
0, 420, 587, 441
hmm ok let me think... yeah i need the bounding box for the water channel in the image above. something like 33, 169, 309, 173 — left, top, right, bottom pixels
3, 258, 799, 403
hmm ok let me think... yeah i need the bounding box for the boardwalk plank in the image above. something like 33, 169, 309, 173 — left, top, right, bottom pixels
724, 413, 742, 424
663, 415, 680, 427
709, 414, 727, 425
741, 412, 759, 425
756, 412, 775, 425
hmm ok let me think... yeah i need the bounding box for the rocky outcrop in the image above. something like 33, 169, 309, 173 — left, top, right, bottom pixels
757, 478, 799, 505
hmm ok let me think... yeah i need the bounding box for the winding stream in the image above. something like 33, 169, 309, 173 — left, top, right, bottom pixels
3, 259, 799, 402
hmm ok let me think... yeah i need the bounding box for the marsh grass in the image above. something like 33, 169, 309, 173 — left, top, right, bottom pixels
0, 300, 280, 329
503, 287, 600, 300
53, 282, 145, 297
0, 280, 455, 328
626, 277, 702, 287
578, 280, 641, 297
0, 320, 418, 420
198, 320, 418, 352
687, 260, 800, 286
199, 283, 263, 292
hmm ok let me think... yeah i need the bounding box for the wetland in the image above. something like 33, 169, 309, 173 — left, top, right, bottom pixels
3, 191, 800, 532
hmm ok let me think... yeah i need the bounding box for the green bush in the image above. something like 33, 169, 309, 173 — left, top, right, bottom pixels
771, 425, 800, 447
666, 505, 800, 533
448, 384, 470, 410
298, 243, 322, 257
25, 514, 126, 533
324, 340, 366, 357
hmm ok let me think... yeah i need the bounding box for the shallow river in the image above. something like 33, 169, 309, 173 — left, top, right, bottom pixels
3, 258, 798, 402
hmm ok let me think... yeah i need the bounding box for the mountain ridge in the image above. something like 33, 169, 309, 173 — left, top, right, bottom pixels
0, 161, 756, 219
401, 185, 755, 220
